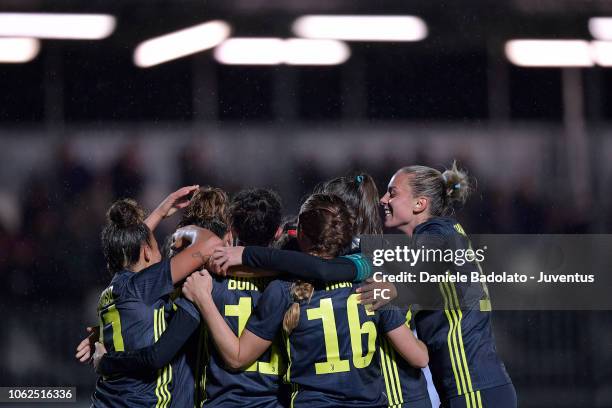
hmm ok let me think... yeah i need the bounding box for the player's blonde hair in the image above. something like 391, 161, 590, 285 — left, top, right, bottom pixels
283, 194, 353, 334
398, 160, 474, 216
179, 186, 230, 228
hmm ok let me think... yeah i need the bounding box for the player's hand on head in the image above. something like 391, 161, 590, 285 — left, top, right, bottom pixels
92, 342, 108, 374
357, 279, 397, 311
182, 269, 213, 304
75, 326, 99, 364
155, 185, 199, 219
211, 246, 245, 276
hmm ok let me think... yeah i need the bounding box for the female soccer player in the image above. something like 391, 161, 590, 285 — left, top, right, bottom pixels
183, 193, 429, 408
210, 173, 382, 284
380, 162, 516, 408
215, 174, 432, 408
93, 188, 289, 408
315, 173, 382, 237
90, 196, 222, 408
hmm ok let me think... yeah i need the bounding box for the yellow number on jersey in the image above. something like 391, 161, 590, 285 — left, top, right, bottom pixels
307, 296, 378, 374
347, 294, 376, 368
225, 297, 257, 372
225, 297, 282, 374
307, 298, 350, 374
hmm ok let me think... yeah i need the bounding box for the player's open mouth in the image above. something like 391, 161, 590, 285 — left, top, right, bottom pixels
384, 206, 392, 217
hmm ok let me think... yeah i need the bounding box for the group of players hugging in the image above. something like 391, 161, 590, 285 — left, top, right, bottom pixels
75, 162, 517, 408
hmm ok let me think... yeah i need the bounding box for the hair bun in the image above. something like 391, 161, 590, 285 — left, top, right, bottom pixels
441, 160, 473, 205
107, 199, 145, 228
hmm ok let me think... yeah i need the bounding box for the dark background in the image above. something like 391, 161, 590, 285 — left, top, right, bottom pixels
0, 0, 611, 406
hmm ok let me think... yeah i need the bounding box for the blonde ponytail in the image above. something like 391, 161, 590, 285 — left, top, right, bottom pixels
399, 160, 475, 216
283, 281, 314, 334
441, 160, 473, 208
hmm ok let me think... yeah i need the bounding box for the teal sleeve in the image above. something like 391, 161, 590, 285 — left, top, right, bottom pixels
341, 253, 373, 282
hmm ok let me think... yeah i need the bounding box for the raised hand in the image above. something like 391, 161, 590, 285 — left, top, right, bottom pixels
145, 185, 199, 231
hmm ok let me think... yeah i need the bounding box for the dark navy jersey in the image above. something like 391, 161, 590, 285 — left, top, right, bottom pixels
195, 276, 286, 408
92, 259, 197, 408
380, 308, 430, 407
246, 279, 407, 408
412, 217, 512, 403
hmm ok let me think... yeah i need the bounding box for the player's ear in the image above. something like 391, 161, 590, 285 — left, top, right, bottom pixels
142, 243, 151, 263
273, 226, 283, 241
414, 196, 428, 214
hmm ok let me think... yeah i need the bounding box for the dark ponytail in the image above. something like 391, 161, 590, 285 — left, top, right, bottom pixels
101, 199, 151, 274
315, 173, 382, 235
284, 193, 352, 334
298, 193, 354, 258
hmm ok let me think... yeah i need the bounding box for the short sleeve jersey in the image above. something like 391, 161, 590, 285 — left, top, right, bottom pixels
92, 259, 196, 408
246, 279, 406, 408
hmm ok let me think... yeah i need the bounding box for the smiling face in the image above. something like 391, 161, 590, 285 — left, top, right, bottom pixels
380, 171, 429, 235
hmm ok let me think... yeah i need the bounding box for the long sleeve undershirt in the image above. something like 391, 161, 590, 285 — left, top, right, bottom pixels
242, 246, 372, 283
98, 305, 199, 376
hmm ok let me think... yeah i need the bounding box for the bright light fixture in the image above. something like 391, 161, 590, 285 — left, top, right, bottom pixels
284, 39, 349, 65
214, 38, 285, 65
591, 41, 612, 66
505, 40, 593, 67
292, 15, 427, 42
214, 38, 350, 65
0, 13, 115, 40
589, 18, 612, 41
0, 38, 40, 63
134, 20, 230, 68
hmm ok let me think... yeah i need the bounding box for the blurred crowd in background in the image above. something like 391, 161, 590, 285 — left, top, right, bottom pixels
0, 134, 611, 406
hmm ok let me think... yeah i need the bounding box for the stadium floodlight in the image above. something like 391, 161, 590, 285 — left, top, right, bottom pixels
0, 13, 115, 40
591, 41, 612, 66
214, 38, 285, 65
505, 40, 594, 67
0, 38, 40, 63
284, 39, 350, 65
292, 15, 427, 42
589, 18, 612, 41
214, 38, 350, 66
134, 20, 230, 68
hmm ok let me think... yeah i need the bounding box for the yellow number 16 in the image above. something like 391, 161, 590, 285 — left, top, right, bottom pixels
306, 294, 377, 375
